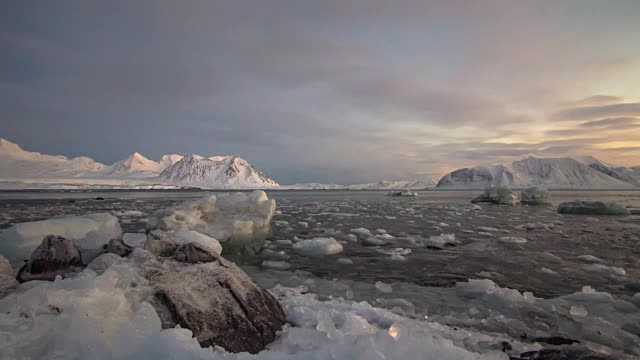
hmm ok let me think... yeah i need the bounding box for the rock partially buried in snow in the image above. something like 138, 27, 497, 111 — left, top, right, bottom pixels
16, 235, 84, 283
146, 251, 287, 353
520, 186, 552, 205
106, 238, 133, 257
471, 186, 520, 206
146, 190, 275, 254
292, 237, 343, 256
0, 213, 121, 267
557, 201, 630, 216
144, 229, 186, 257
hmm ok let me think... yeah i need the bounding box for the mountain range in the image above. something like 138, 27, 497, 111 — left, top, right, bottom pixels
436, 156, 640, 189
1, 138, 639, 189
0, 139, 278, 189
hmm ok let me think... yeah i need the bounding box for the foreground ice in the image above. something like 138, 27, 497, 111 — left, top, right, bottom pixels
0, 253, 521, 360
146, 190, 275, 254
0, 213, 122, 267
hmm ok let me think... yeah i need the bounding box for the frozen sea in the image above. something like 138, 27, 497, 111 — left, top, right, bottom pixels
1, 189, 639, 299
2, 189, 640, 358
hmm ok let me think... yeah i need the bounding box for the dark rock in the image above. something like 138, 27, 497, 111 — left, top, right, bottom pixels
557, 201, 630, 216
17, 235, 84, 283
144, 229, 186, 257
533, 336, 580, 346
146, 252, 287, 354
95, 197, 105, 200
106, 238, 133, 257
67, 200, 76, 203
174, 243, 217, 263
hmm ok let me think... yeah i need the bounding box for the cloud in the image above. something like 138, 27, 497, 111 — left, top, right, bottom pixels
568, 95, 623, 107
580, 117, 639, 128
552, 103, 640, 121
2, 1, 640, 182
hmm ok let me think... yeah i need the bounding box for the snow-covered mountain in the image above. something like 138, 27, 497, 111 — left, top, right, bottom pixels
102, 152, 164, 177
0, 138, 107, 178
348, 177, 438, 190
0, 138, 278, 189
159, 154, 279, 188
437, 156, 638, 189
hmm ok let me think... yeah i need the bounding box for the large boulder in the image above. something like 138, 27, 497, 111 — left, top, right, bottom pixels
146, 190, 275, 255
140, 231, 287, 352
521, 187, 552, 205
557, 201, 630, 216
142, 243, 287, 353
471, 186, 520, 205
16, 235, 85, 283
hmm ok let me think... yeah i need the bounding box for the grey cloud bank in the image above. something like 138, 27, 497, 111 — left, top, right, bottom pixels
2, 0, 640, 183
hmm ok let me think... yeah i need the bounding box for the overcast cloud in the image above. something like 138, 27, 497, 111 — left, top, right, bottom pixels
2, 0, 640, 183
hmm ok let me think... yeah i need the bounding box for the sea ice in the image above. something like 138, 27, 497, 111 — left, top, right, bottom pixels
292, 237, 343, 256
145, 190, 275, 254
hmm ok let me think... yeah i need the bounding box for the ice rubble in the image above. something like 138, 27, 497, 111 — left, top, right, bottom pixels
0, 257, 517, 360
246, 268, 640, 358
146, 190, 275, 254
0, 213, 122, 267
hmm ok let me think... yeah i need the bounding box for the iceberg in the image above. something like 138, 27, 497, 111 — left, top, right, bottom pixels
146, 190, 276, 254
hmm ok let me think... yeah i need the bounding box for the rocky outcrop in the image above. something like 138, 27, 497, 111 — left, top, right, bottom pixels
471, 186, 520, 205
557, 201, 630, 215
521, 187, 552, 205
142, 236, 287, 353
16, 235, 85, 282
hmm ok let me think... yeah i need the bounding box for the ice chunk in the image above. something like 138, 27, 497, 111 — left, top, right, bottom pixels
576, 255, 603, 263
350, 227, 373, 238
361, 236, 386, 246
175, 230, 222, 255
123, 233, 147, 248
498, 237, 527, 244
292, 237, 343, 256
424, 233, 457, 248
375, 280, 393, 293
582, 263, 626, 276
337, 258, 353, 265
0, 213, 122, 267
570, 305, 589, 317
520, 187, 552, 205
146, 190, 275, 254
261, 260, 291, 270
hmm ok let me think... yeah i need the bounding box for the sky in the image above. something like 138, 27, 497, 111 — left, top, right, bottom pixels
2, 0, 640, 184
